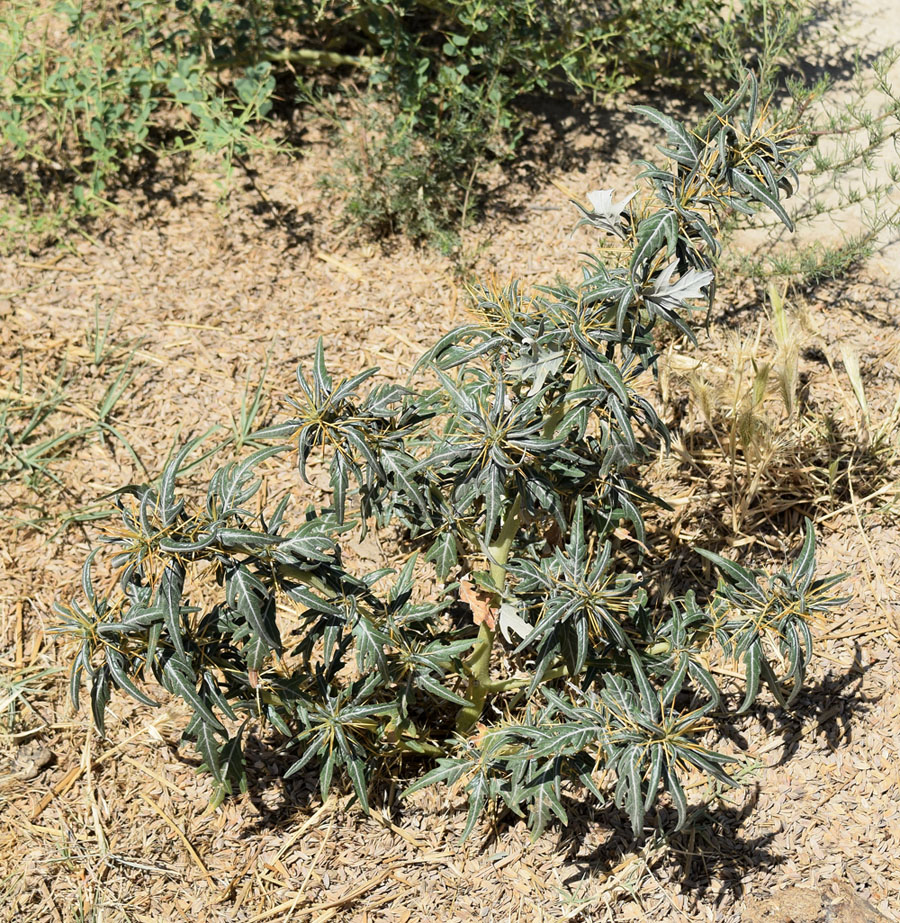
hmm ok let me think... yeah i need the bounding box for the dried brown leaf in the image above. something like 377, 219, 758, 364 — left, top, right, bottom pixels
459, 578, 497, 629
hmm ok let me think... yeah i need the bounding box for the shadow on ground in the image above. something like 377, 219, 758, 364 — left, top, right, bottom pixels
225, 644, 874, 911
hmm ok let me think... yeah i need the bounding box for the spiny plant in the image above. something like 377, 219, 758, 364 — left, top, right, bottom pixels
58, 76, 845, 838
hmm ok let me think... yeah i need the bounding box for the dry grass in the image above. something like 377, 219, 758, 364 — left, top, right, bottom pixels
655, 278, 900, 547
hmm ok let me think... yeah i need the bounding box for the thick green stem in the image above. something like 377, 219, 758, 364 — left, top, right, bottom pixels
277, 563, 333, 596
456, 620, 494, 734
455, 366, 591, 735
456, 495, 523, 734
394, 739, 446, 758
541, 365, 587, 441
647, 640, 672, 657
481, 664, 570, 693
488, 494, 524, 589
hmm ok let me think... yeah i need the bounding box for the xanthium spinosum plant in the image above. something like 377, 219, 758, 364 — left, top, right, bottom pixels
59, 76, 846, 839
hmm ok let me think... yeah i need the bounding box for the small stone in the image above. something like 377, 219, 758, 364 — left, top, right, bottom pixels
740, 880, 889, 923
12, 743, 55, 780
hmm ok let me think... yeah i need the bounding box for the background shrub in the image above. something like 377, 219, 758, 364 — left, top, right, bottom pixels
0, 0, 810, 249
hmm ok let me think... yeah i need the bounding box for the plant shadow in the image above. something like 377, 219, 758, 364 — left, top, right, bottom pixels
784, 0, 886, 91
555, 789, 781, 905
717, 645, 876, 764
208, 733, 322, 832
233, 647, 875, 912
547, 652, 873, 905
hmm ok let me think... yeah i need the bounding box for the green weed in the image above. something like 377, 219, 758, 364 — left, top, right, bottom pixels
1, 0, 812, 250
58, 80, 846, 840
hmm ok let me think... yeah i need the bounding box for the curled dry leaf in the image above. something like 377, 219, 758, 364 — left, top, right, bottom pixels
459, 578, 497, 629
613, 526, 651, 553
470, 722, 491, 747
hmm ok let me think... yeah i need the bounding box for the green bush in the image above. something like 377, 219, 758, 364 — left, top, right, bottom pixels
304, 0, 810, 245
0, 0, 278, 246
58, 78, 845, 837
1, 0, 809, 248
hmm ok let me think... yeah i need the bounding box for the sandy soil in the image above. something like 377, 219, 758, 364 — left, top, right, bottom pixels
2, 3, 900, 922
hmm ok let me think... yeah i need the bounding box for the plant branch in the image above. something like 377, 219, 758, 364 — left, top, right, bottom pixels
456, 494, 523, 733
208, 47, 377, 72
